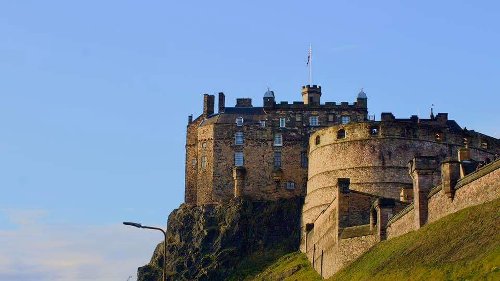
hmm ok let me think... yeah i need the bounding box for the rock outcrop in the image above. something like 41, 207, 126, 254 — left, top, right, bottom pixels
137, 197, 303, 281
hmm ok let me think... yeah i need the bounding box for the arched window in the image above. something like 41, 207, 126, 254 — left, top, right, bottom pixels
435, 133, 442, 142
315, 135, 321, 145
337, 129, 346, 139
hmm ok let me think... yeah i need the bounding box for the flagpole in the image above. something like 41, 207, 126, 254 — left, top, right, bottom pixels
309, 44, 312, 85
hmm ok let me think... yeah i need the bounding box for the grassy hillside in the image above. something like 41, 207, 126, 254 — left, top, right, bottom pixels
236, 198, 500, 281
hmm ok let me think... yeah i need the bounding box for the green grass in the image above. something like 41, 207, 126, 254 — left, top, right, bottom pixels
331, 198, 500, 281
252, 252, 322, 281
235, 198, 500, 281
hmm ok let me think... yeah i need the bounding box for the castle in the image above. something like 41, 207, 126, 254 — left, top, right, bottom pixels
184, 85, 499, 277
185, 85, 368, 205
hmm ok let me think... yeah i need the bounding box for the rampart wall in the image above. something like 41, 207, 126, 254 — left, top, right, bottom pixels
303, 121, 496, 229
303, 184, 383, 278
386, 205, 415, 239
427, 160, 500, 223
387, 160, 499, 240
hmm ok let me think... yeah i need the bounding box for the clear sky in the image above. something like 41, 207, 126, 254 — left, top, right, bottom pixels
0, 1, 498, 280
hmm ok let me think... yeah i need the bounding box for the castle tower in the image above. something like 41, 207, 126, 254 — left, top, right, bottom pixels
301, 85, 321, 105
356, 88, 367, 108
263, 89, 275, 108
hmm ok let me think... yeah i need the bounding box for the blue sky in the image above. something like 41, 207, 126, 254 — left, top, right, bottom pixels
0, 1, 499, 280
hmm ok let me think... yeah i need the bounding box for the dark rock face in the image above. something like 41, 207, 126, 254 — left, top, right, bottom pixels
137, 197, 303, 281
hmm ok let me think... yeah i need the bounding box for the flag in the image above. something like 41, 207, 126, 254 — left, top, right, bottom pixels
307, 46, 312, 66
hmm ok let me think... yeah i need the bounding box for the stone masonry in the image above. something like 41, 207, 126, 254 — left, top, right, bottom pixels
185, 86, 368, 205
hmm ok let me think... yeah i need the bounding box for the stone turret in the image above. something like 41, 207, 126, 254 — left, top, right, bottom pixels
408, 156, 439, 228
301, 85, 321, 105
263, 89, 275, 109
356, 88, 367, 108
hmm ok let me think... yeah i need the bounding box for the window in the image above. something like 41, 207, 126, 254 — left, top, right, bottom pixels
191, 159, 196, 167
301, 152, 308, 168
235, 132, 244, 145
234, 152, 244, 166
296, 114, 302, 122
274, 151, 282, 168
315, 135, 320, 145
338, 178, 350, 193
341, 115, 350, 124
435, 133, 442, 142
201, 156, 207, 169
481, 141, 489, 150
236, 117, 244, 126
370, 127, 379, 136
309, 116, 319, 126
279, 117, 286, 128
285, 182, 296, 190
328, 114, 335, 122
337, 129, 346, 139
202, 142, 207, 149
274, 133, 283, 146
260, 120, 266, 128
463, 138, 468, 146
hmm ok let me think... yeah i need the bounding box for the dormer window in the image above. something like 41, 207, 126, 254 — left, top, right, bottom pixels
279, 117, 286, 128
236, 117, 244, 126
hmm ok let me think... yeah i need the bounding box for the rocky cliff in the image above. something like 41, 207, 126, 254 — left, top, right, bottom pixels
137, 197, 303, 281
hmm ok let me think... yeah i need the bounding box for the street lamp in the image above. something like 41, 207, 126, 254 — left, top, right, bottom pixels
123, 221, 167, 281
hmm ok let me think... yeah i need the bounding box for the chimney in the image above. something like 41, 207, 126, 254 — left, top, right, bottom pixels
203, 94, 215, 116
235, 98, 253, 107
408, 156, 439, 229
188, 114, 193, 124
381, 112, 396, 121
218, 92, 225, 113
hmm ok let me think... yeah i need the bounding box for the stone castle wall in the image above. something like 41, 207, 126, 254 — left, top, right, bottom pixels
427, 160, 500, 224
301, 119, 498, 278
386, 205, 415, 239
303, 184, 381, 278
185, 88, 368, 205
303, 121, 496, 229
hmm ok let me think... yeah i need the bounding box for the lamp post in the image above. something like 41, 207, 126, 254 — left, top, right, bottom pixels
123, 221, 167, 281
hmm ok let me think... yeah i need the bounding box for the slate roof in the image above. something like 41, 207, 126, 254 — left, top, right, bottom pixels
200, 107, 266, 126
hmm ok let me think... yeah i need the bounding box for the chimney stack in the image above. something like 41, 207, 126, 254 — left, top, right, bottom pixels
218, 92, 225, 113
203, 94, 215, 116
